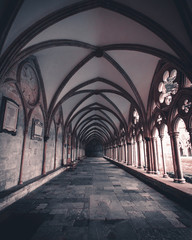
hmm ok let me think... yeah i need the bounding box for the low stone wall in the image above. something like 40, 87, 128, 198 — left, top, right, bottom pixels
105, 157, 192, 212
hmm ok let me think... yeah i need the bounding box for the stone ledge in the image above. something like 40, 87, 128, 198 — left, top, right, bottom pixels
0, 167, 68, 211
105, 157, 192, 212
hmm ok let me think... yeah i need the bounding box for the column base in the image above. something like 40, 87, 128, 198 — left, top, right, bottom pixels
137, 166, 142, 169
154, 171, 160, 175
174, 178, 186, 183
163, 173, 168, 178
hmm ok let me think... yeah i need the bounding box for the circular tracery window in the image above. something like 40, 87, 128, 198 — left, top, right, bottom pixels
158, 69, 178, 105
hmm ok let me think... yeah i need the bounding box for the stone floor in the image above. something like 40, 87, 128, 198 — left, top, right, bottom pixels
0, 157, 192, 240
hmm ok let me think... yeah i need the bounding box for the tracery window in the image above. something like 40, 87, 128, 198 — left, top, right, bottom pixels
158, 69, 178, 105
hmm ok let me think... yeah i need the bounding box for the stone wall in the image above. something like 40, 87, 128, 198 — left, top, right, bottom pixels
0, 83, 66, 192
45, 120, 55, 172
56, 125, 63, 168
0, 83, 24, 191
21, 106, 44, 182
0, 60, 68, 193
63, 145, 67, 165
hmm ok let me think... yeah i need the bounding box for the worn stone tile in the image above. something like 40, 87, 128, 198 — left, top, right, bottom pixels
109, 219, 138, 240
50, 208, 68, 215
90, 194, 127, 220
63, 226, 89, 240
31, 225, 63, 240
1, 157, 192, 240
35, 203, 48, 210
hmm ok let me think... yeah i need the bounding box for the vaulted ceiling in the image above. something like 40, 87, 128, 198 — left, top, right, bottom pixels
0, 0, 192, 146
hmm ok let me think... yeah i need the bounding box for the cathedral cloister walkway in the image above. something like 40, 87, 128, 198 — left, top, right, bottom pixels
0, 158, 192, 240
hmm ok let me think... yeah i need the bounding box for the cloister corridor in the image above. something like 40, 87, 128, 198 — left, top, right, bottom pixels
0, 157, 192, 240
1, 1, 192, 239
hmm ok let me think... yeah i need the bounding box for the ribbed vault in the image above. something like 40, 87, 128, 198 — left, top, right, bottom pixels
0, 0, 192, 153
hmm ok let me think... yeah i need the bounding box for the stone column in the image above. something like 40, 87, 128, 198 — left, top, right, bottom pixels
131, 141, 134, 166
125, 143, 128, 164
155, 138, 160, 172
64, 142, 67, 164
152, 137, 159, 174
189, 130, 192, 154
137, 140, 142, 168
127, 142, 132, 165
67, 134, 71, 165
169, 132, 185, 183
115, 145, 118, 160
142, 139, 147, 170
76, 141, 79, 160
54, 129, 58, 169
112, 146, 115, 160
118, 145, 121, 161
18, 128, 28, 184
123, 143, 126, 163
62, 143, 64, 166
145, 137, 152, 173
123, 143, 125, 162
111, 146, 113, 159
121, 143, 123, 162
120, 144, 122, 161
42, 135, 49, 175
159, 134, 168, 178
133, 140, 137, 167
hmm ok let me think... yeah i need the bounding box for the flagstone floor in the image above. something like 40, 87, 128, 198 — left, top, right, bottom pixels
0, 157, 192, 240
